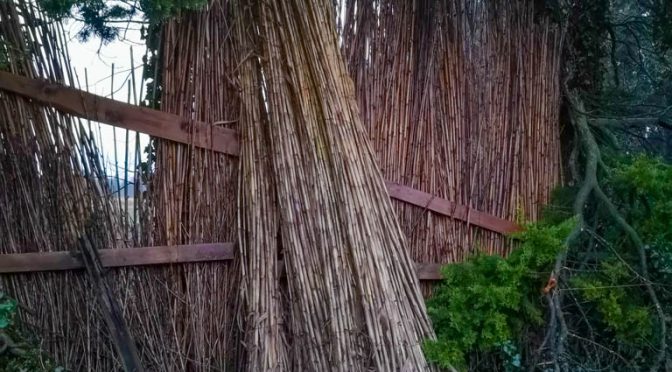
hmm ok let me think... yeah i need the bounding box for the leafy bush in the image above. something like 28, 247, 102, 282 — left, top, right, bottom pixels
424, 156, 672, 370
570, 260, 652, 343
0, 294, 17, 329
424, 219, 575, 370
0, 292, 61, 371
565, 156, 672, 362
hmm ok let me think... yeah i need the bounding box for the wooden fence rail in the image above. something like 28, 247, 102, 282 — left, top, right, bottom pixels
385, 182, 521, 234
0, 243, 443, 280
0, 71, 520, 234
0, 243, 235, 273
0, 71, 239, 155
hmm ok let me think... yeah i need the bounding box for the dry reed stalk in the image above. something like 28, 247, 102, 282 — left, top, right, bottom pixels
233, 2, 290, 370
1, 0, 562, 370
241, 0, 436, 370
1, 1, 240, 369
144, 2, 242, 369
0, 0, 138, 369
339, 0, 563, 276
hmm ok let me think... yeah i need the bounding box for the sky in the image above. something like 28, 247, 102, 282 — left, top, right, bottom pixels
62, 17, 149, 180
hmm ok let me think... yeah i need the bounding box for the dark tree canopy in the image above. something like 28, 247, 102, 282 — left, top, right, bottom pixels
37, 0, 207, 42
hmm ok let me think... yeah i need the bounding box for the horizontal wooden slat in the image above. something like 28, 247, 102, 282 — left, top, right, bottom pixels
415, 263, 443, 281
0, 71, 239, 155
0, 243, 446, 280
385, 181, 522, 234
0, 243, 234, 274
0, 72, 520, 234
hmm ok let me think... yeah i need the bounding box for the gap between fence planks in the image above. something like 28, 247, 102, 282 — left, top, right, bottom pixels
0, 243, 443, 280
0, 71, 520, 234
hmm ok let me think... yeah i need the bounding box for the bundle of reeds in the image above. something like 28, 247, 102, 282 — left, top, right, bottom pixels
339, 0, 563, 266
0, 0, 564, 370
0, 0, 135, 369
1, 1, 242, 369
233, 2, 290, 370
145, 2, 242, 369
233, 0, 435, 369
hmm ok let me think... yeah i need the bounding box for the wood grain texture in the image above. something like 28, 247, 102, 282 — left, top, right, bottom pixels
385, 182, 522, 234
414, 263, 443, 281
0, 243, 235, 273
0, 244, 448, 280
0, 71, 239, 155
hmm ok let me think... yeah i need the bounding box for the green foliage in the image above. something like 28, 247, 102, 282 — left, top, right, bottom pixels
37, 0, 207, 42
0, 294, 17, 330
607, 156, 672, 285
595, 157, 671, 337
140, 20, 163, 110
139, 0, 207, 22
39, 0, 138, 42
0, 38, 9, 72
570, 260, 652, 344
0, 293, 60, 371
424, 156, 672, 370
652, 0, 672, 52
566, 0, 610, 94
562, 155, 672, 367
424, 219, 576, 370
610, 156, 672, 239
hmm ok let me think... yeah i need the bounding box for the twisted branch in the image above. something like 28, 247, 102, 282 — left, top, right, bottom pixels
544, 90, 667, 371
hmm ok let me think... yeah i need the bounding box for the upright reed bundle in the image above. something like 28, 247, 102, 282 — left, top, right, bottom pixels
234, 3, 289, 370
340, 0, 563, 265
234, 0, 435, 370
0, 1, 132, 369
2, 1, 244, 370
146, 2, 242, 369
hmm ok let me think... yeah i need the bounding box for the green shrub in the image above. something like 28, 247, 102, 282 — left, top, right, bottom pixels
0, 293, 61, 371
424, 156, 672, 370
570, 260, 652, 344
424, 219, 575, 370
